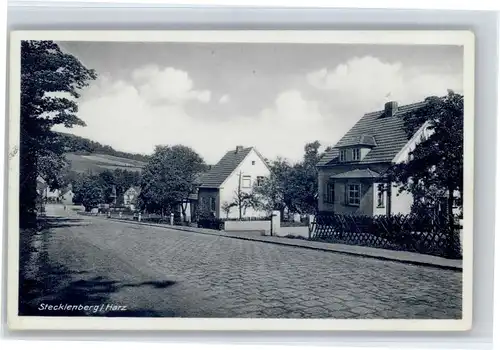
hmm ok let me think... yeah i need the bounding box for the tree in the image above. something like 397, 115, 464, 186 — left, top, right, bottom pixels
229, 171, 261, 220
293, 141, 322, 213
253, 141, 324, 218
139, 145, 207, 220
72, 173, 104, 211
110, 168, 141, 206
387, 91, 463, 255
97, 170, 116, 204
221, 201, 236, 219
20, 40, 96, 227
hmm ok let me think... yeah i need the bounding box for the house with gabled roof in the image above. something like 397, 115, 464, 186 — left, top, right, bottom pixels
123, 186, 141, 210
317, 100, 435, 216
196, 145, 270, 219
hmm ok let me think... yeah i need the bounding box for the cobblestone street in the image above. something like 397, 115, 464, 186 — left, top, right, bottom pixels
25, 205, 462, 319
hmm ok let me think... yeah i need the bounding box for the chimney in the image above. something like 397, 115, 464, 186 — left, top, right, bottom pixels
384, 101, 398, 117
235, 145, 244, 153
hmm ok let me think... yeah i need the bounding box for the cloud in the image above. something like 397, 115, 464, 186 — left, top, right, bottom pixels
260, 90, 323, 123
131, 65, 211, 105
54, 78, 332, 165
54, 56, 463, 166
307, 56, 463, 111
219, 94, 230, 104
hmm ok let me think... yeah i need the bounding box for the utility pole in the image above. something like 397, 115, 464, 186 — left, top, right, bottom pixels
238, 171, 242, 220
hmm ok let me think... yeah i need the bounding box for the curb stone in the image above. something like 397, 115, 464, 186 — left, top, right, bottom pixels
103, 217, 462, 271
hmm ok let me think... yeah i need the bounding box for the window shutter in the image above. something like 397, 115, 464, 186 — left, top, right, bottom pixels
344, 184, 348, 204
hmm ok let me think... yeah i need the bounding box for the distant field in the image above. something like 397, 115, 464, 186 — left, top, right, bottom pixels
64, 153, 146, 173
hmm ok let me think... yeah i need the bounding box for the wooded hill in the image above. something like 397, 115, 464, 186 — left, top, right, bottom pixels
56, 132, 148, 173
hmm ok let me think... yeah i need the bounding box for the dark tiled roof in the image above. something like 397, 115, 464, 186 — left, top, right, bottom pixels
331, 168, 380, 179
199, 147, 253, 188
193, 172, 206, 184
318, 101, 427, 166
317, 148, 340, 167
336, 134, 378, 148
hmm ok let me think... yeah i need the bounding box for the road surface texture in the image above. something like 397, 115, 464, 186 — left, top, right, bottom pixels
22, 204, 462, 319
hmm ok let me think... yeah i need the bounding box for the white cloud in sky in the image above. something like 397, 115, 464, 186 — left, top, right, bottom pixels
55, 55, 463, 165
219, 94, 230, 104
131, 65, 211, 105
307, 56, 463, 112
55, 74, 331, 164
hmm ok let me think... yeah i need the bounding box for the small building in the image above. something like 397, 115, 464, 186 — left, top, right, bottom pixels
123, 186, 141, 210
317, 100, 441, 216
196, 146, 270, 219
60, 189, 74, 205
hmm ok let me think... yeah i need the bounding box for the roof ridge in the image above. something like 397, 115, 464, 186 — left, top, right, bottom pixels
199, 146, 254, 188
364, 100, 427, 116
318, 99, 430, 167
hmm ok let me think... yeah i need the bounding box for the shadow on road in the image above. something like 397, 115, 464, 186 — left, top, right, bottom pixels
20, 261, 178, 317
41, 216, 90, 228
19, 220, 178, 317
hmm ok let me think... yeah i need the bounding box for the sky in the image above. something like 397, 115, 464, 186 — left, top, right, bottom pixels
54, 41, 464, 165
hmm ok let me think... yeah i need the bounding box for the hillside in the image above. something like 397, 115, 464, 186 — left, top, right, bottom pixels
55, 132, 150, 163
55, 132, 148, 173
64, 153, 146, 173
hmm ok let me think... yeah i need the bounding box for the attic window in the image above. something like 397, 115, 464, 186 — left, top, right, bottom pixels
252, 161, 255, 165
339, 149, 347, 162
352, 148, 361, 161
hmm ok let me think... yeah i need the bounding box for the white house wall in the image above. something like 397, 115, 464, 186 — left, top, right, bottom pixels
388, 121, 434, 216
390, 184, 414, 215
219, 148, 271, 219
392, 121, 434, 165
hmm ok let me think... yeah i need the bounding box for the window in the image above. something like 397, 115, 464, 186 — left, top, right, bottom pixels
256, 176, 265, 187
346, 184, 361, 206
377, 187, 385, 208
242, 175, 251, 188
210, 197, 216, 211
339, 149, 346, 162
352, 148, 361, 161
325, 182, 335, 203
251, 161, 256, 165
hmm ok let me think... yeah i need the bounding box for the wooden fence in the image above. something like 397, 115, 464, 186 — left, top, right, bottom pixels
310, 213, 462, 259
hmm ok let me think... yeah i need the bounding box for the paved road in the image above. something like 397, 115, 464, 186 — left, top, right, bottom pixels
28, 204, 462, 319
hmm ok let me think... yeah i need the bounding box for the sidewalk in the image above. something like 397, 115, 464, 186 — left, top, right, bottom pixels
107, 217, 462, 271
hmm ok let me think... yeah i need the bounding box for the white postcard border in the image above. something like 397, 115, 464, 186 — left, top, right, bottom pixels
7, 30, 475, 331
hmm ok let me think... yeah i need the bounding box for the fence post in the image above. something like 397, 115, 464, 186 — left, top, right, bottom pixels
271, 210, 280, 236
119, 211, 122, 219
170, 213, 174, 226
308, 214, 315, 239
138, 212, 141, 222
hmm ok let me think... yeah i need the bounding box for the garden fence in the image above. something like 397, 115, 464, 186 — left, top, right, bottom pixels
310, 213, 462, 259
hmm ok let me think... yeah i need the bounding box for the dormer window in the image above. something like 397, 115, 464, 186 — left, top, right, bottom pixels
339, 149, 347, 162
352, 148, 361, 161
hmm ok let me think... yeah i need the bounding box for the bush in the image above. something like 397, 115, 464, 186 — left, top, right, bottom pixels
281, 221, 308, 227
197, 217, 224, 230
223, 216, 272, 222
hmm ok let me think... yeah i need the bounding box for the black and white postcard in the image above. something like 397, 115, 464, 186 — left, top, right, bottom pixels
7, 30, 474, 331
